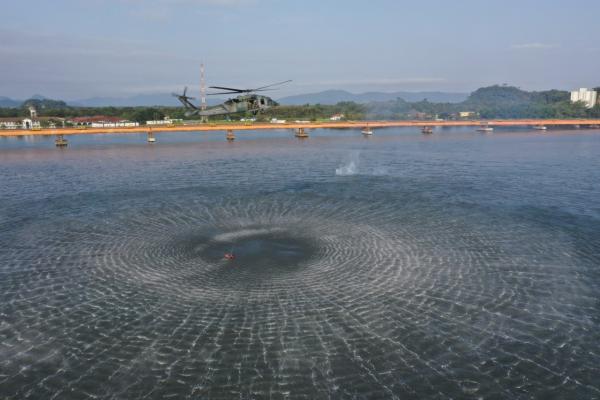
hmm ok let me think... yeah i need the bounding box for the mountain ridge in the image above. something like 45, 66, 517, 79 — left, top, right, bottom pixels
0, 89, 469, 108
277, 89, 468, 105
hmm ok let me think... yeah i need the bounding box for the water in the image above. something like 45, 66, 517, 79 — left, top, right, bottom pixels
1, 127, 599, 399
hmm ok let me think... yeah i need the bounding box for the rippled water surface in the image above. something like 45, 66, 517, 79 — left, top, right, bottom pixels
1, 128, 599, 399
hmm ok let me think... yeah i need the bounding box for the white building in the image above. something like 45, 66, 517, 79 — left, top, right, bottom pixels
146, 116, 183, 125
570, 88, 598, 108
21, 118, 41, 129
0, 118, 21, 129
69, 116, 138, 128
0, 118, 41, 129
90, 121, 139, 128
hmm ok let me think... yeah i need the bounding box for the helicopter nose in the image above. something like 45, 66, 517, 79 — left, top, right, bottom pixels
272, 100, 279, 106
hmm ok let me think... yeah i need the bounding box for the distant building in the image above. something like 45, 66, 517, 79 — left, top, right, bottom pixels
69, 116, 139, 128
146, 116, 183, 125
330, 113, 344, 121
0, 118, 22, 129
0, 117, 63, 129
407, 111, 429, 120
570, 88, 598, 108
21, 118, 40, 129
459, 111, 476, 118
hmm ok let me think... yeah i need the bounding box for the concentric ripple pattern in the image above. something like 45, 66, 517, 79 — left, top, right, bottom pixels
1, 188, 599, 399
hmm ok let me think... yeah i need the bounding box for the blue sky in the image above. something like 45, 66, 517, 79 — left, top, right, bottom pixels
1, 0, 599, 100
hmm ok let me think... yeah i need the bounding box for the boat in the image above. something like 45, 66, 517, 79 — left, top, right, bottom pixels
421, 126, 433, 134
295, 127, 309, 138
533, 125, 547, 131
476, 125, 494, 132
55, 135, 68, 147
361, 127, 373, 135
147, 129, 156, 142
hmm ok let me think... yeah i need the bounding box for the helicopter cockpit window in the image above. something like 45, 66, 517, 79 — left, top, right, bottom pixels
260, 98, 265, 105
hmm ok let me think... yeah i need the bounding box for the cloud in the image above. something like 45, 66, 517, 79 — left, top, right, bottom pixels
511, 43, 558, 50
0, 28, 203, 98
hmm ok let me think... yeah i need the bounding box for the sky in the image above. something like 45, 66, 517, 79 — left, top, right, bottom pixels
1, 0, 599, 100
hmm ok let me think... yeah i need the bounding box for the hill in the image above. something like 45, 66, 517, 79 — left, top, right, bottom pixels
464, 85, 569, 107
3, 90, 468, 108
0, 95, 66, 109
70, 94, 182, 107
364, 85, 594, 120
0, 96, 21, 108
70, 93, 229, 107
23, 98, 68, 110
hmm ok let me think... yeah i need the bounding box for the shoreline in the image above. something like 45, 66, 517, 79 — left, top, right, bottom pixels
1, 119, 600, 137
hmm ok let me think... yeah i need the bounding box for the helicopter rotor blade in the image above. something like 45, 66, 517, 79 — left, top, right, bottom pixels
173, 93, 196, 100
207, 90, 275, 95
173, 86, 196, 99
207, 91, 239, 96
208, 80, 291, 94
252, 80, 292, 91
209, 86, 245, 92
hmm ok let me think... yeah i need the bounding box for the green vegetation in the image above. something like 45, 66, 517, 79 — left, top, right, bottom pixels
364, 85, 598, 120
462, 86, 586, 119
22, 98, 68, 110
1, 85, 599, 123
258, 101, 364, 121
0, 103, 185, 123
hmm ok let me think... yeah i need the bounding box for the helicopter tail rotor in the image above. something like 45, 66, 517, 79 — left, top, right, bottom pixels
172, 86, 198, 110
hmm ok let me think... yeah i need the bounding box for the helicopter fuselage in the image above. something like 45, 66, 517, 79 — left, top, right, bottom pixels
185, 94, 279, 117
174, 79, 290, 118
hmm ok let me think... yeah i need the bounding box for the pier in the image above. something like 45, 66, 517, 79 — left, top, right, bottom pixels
1, 119, 600, 138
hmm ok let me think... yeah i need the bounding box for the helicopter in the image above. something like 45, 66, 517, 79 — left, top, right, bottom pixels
173, 80, 291, 117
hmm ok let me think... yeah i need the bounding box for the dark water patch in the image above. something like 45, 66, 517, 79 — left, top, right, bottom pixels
195, 229, 318, 271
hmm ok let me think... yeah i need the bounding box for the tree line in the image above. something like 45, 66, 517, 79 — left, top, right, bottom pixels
1, 85, 599, 122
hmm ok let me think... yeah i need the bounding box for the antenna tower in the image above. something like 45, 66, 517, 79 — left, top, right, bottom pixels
200, 63, 207, 111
